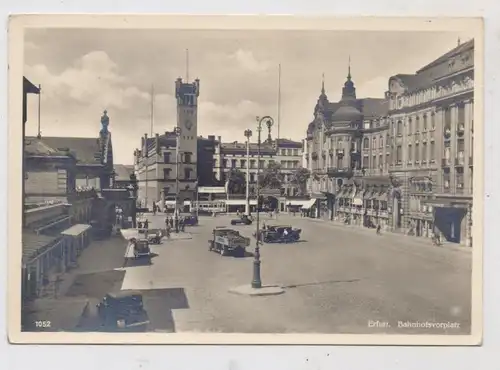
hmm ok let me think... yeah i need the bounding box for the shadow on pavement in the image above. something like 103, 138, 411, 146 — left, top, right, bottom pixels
65, 270, 126, 299
74, 288, 190, 333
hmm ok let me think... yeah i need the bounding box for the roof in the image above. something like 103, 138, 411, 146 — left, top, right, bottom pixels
61, 223, 91, 237
331, 104, 363, 122
22, 231, 61, 264
28, 136, 104, 165
275, 138, 303, 148
417, 39, 474, 73
358, 98, 389, 118
114, 164, 134, 181
24, 137, 69, 157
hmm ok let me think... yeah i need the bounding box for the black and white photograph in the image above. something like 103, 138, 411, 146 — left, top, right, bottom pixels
8, 15, 483, 345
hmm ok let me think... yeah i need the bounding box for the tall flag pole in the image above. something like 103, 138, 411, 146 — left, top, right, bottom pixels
37, 84, 42, 139
150, 84, 155, 137
186, 49, 190, 82
277, 64, 281, 141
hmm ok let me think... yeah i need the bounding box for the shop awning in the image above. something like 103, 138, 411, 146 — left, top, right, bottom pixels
225, 199, 257, 205
301, 198, 318, 210
61, 224, 92, 237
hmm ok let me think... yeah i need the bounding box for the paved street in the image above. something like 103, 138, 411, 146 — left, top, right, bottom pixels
25, 213, 471, 334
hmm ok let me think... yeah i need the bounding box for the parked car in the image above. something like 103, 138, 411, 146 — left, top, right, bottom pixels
230, 214, 253, 226
96, 291, 150, 331
180, 213, 199, 226
254, 225, 302, 243
208, 227, 250, 257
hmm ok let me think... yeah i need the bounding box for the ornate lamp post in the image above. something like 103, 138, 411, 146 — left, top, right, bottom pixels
252, 115, 274, 289
244, 129, 253, 216
173, 127, 182, 219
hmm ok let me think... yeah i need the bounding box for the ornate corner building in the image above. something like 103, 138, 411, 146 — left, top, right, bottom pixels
305, 39, 474, 246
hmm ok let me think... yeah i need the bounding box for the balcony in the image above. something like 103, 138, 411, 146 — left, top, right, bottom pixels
327, 167, 353, 178
442, 158, 451, 167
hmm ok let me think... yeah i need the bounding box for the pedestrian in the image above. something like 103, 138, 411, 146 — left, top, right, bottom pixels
174, 217, 179, 233
376, 224, 381, 235
152, 201, 157, 215
169, 218, 174, 228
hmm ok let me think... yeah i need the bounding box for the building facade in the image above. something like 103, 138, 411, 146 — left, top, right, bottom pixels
386, 39, 474, 245
304, 39, 474, 246
135, 78, 200, 210
305, 66, 391, 227
213, 136, 303, 197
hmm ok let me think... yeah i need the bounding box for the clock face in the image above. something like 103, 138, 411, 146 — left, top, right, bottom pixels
184, 119, 193, 131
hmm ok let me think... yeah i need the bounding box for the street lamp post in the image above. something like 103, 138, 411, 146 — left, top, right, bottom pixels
252, 115, 274, 289
173, 127, 182, 220
244, 129, 253, 216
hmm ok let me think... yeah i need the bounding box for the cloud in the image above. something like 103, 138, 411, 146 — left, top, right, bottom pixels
23, 29, 471, 164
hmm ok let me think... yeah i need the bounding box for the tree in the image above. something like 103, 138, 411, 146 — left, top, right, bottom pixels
227, 168, 246, 194
290, 167, 311, 195
258, 162, 284, 189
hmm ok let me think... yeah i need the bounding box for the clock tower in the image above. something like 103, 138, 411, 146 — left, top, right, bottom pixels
175, 77, 200, 196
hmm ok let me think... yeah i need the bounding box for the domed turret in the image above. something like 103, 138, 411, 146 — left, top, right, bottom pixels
331, 104, 362, 122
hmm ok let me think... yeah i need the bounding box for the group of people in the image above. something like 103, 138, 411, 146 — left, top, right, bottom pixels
164, 215, 188, 234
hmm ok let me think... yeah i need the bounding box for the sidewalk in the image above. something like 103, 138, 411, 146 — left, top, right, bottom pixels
288, 215, 472, 254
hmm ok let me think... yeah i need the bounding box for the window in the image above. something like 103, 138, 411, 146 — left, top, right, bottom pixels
231, 159, 237, 168
241, 159, 246, 168
423, 115, 428, 131
386, 153, 390, 167
379, 135, 383, 148
163, 152, 171, 163
184, 152, 192, 164
373, 155, 377, 169
445, 107, 451, 128
379, 155, 383, 168
372, 137, 376, 148
396, 145, 402, 163
281, 149, 287, 156
363, 138, 369, 149
287, 149, 292, 156
184, 168, 192, 180
415, 143, 420, 161
163, 168, 171, 179
397, 121, 403, 135
250, 160, 256, 169
458, 104, 465, 125
422, 142, 427, 161
443, 173, 451, 190
223, 159, 228, 168
250, 173, 255, 182
259, 160, 265, 169
408, 145, 412, 161
430, 141, 435, 160
293, 149, 299, 156
386, 134, 390, 147
408, 118, 412, 135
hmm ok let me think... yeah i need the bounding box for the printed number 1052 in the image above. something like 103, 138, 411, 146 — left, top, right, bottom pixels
34, 321, 51, 328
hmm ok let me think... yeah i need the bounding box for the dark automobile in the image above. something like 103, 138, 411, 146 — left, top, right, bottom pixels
230, 214, 253, 226
254, 225, 302, 243
96, 291, 150, 331
180, 213, 199, 226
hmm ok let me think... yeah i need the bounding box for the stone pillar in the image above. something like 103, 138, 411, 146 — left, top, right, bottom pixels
435, 108, 444, 189
450, 103, 458, 190
463, 99, 472, 194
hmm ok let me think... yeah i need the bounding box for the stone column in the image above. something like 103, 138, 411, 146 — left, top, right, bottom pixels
435, 108, 444, 189
463, 99, 472, 195
450, 103, 458, 191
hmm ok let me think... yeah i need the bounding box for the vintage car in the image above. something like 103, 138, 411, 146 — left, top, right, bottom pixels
230, 214, 253, 226
208, 227, 251, 257
144, 229, 164, 244
96, 291, 150, 331
129, 238, 152, 258
180, 213, 199, 226
254, 225, 302, 243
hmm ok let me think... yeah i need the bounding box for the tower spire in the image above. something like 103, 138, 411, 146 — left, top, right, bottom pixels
321, 72, 325, 94
347, 55, 351, 80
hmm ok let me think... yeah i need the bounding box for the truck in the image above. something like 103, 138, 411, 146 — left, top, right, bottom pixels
208, 227, 251, 257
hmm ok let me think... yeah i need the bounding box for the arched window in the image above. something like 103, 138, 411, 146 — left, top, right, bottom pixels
397, 120, 403, 135
408, 118, 412, 135
379, 135, 383, 148
363, 138, 369, 149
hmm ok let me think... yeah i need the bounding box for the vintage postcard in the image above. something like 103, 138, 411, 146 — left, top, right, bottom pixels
8, 15, 483, 345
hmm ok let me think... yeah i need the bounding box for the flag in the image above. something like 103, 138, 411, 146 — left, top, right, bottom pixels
23, 77, 40, 95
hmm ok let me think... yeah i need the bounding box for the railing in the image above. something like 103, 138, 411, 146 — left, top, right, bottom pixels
434, 184, 473, 196
327, 167, 353, 177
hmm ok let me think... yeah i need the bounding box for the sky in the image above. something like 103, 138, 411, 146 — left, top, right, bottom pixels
24, 28, 472, 165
